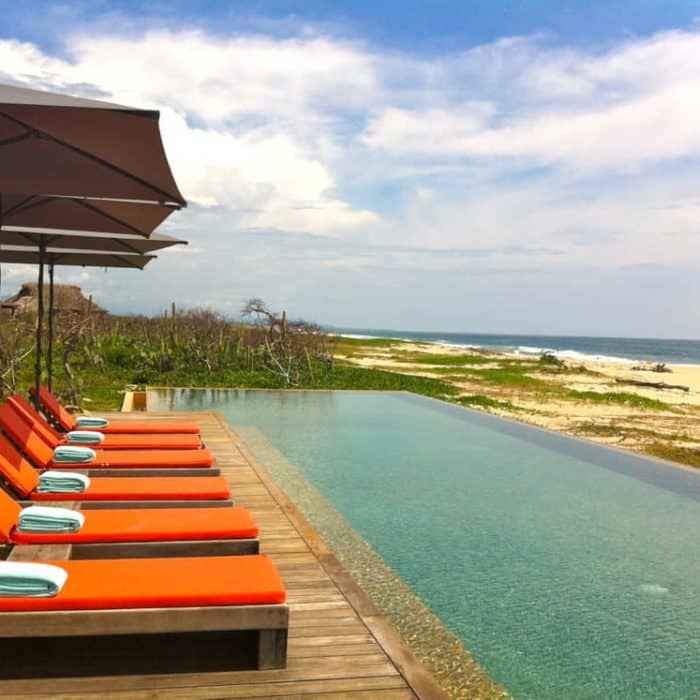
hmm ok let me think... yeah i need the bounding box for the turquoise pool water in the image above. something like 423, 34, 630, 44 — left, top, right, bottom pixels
151, 389, 700, 699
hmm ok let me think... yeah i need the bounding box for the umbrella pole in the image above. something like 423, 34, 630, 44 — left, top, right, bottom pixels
34, 244, 45, 409
0, 193, 3, 301
47, 262, 55, 393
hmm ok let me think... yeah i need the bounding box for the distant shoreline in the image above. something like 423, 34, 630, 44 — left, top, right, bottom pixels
333, 335, 700, 469
333, 330, 700, 366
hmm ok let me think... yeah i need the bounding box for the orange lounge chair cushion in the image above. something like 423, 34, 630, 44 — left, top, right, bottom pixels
36, 386, 201, 434
48, 447, 214, 469
98, 419, 202, 435
0, 555, 286, 611
31, 475, 231, 501
12, 506, 258, 544
78, 433, 203, 450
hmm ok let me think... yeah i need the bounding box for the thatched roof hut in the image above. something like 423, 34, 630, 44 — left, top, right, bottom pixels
1, 283, 106, 316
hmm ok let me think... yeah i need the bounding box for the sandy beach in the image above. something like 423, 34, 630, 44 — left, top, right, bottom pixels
337, 338, 700, 464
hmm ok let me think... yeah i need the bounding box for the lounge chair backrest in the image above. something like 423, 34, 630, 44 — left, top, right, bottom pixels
12, 393, 59, 432
7, 396, 61, 446
0, 434, 40, 497
0, 487, 21, 542
33, 386, 75, 432
0, 404, 54, 467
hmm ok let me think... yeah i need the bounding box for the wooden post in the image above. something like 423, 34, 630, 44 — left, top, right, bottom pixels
34, 245, 45, 409
47, 262, 55, 392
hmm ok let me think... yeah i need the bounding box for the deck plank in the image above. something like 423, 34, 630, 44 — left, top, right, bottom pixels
0, 410, 448, 700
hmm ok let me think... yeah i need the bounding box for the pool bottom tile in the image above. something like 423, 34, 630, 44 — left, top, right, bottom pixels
237, 426, 511, 700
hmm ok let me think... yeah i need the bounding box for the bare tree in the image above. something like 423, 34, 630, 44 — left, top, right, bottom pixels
241, 299, 331, 385
0, 311, 35, 397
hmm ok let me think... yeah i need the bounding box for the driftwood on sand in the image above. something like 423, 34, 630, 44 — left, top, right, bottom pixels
631, 362, 671, 373
615, 378, 689, 392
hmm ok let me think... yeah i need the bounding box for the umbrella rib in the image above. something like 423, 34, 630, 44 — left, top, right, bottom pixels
0, 130, 34, 147
76, 199, 151, 236
114, 253, 147, 269
2, 194, 40, 217
0, 109, 186, 207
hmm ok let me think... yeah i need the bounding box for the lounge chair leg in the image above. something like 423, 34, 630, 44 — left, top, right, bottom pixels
257, 628, 287, 669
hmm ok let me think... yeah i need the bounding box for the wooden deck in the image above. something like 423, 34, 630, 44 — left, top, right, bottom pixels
1, 411, 447, 699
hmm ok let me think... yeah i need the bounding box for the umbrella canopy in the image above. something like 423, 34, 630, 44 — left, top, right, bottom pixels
1, 193, 178, 235
0, 246, 155, 268
0, 83, 185, 206
0, 227, 186, 255
0, 83, 188, 400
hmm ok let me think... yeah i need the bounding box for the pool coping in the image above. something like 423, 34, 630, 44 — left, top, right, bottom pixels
210, 411, 450, 700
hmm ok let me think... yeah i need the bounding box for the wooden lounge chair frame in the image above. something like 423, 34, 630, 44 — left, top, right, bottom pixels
0, 603, 288, 673
9, 534, 259, 560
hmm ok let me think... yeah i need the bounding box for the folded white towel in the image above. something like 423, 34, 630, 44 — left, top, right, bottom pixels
0, 562, 68, 597
75, 416, 109, 429
66, 430, 105, 445
37, 470, 90, 494
17, 506, 85, 533
52, 446, 96, 464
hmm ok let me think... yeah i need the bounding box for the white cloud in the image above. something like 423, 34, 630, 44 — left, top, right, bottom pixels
1, 23, 700, 333
0, 30, 381, 236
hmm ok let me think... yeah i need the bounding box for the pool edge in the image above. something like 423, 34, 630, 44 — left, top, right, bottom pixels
210, 411, 452, 700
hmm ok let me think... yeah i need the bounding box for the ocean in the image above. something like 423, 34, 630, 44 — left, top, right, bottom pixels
333, 328, 700, 365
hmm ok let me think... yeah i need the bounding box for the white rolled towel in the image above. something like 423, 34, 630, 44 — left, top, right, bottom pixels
52, 446, 96, 464
0, 562, 68, 597
66, 430, 105, 445
17, 506, 85, 533
37, 470, 91, 494
75, 416, 109, 429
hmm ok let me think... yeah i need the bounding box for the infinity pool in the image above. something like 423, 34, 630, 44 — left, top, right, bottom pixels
151, 389, 700, 699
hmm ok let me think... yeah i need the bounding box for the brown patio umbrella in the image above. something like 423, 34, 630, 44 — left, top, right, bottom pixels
1, 227, 187, 254
1, 193, 178, 236
0, 245, 155, 391
0, 82, 187, 401
0, 83, 185, 206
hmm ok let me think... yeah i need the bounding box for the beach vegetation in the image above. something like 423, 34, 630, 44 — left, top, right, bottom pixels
644, 443, 700, 469
333, 336, 407, 357
469, 366, 551, 389
385, 352, 494, 366
561, 390, 671, 411
457, 394, 520, 411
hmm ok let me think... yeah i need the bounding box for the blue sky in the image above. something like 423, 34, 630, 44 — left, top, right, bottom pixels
2, 1, 700, 337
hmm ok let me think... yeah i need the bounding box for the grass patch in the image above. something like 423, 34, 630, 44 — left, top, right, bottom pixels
572, 422, 681, 440
644, 442, 700, 469
470, 367, 551, 390
332, 336, 407, 357
386, 352, 493, 366
562, 390, 671, 411
324, 364, 459, 398
456, 394, 519, 411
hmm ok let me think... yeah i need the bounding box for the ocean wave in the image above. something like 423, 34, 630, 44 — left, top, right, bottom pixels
338, 333, 380, 340
514, 345, 635, 364
434, 339, 484, 350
